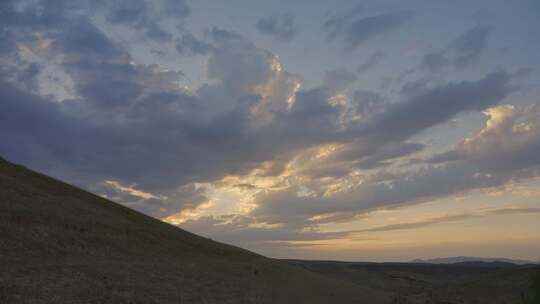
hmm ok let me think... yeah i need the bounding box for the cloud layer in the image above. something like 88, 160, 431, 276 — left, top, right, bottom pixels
324, 8, 413, 51
1, 0, 539, 258
256, 14, 298, 41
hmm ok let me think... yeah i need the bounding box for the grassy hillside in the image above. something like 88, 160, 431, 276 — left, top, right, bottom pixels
2, 156, 537, 304
0, 157, 388, 304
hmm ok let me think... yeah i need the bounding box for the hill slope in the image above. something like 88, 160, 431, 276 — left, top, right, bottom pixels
287, 260, 536, 303
0, 157, 388, 304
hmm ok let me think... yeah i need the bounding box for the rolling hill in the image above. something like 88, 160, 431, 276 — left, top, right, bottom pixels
0, 157, 388, 303
286, 260, 537, 303
411, 256, 536, 265
1, 156, 537, 303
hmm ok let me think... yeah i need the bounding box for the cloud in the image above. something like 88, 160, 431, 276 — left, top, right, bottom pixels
0, 8, 514, 221
104, 180, 166, 200
322, 68, 358, 92
319, 71, 513, 170
160, 0, 190, 18
177, 205, 540, 249
176, 34, 213, 56
256, 14, 298, 41
251, 102, 540, 227
180, 215, 348, 244
205, 28, 277, 94
357, 71, 512, 143
356, 207, 540, 233
0, 7, 327, 219
95, 181, 209, 219
358, 51, 385, 73
104, 0, 190, 42
423, 26, 492, 71
324, 9, 414, 50
428, 103, 540, 171
1, 0, 538, 251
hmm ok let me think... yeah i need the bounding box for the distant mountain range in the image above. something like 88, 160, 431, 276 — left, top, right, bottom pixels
412, 256, 537, 265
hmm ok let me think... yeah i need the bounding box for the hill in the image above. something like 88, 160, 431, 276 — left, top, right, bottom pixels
1, 156, 537, 303
286, 260, 537, 303
412, 256, 536, 265
0, 157, 388, 304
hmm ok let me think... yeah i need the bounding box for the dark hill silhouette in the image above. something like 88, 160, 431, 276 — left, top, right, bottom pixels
286, 260, 537, 303
1, 156, 537, 303
0, 157, 387, 303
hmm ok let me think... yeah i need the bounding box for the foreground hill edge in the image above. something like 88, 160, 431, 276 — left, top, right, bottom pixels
0, 157, 536, 304
0, 156, 390, 303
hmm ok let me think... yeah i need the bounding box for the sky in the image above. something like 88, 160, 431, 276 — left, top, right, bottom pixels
1, 0, 540, 262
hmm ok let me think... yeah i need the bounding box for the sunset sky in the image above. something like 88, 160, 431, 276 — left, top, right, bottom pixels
2, 0, 540, 262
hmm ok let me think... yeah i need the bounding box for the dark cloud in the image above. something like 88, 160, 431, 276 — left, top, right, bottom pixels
0, 6, 340, 218
160, 0, 190, 18
176, 34, 213, 56
0, 4, 515, 220
0, 79, 89, 175
56, 18, 127, 61
323, 68, 358, 92
423, 26, 492, 71
256, 14, 298, 41
104, 0, 190, 43
246, 73, 518, 226
423, 53, 448, 72
320, 71, 513, 170
205, 29, 276, 93
355, 142, 425, 169
358, 51, 385, 72
1, 0, 538, 250
106, 0, 148, 26
324, 9, 414, 51
208, 27, 244, 43
451, 26, 493, 66
144, 23, 173, 43
350, 90, 387, 116
323, 5, 364, 40
251, 160, 506, 226
359, 71, 511, 143
252, 103, 540, 227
